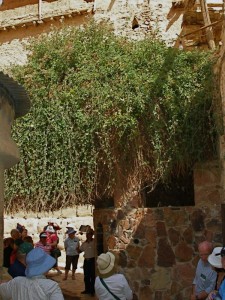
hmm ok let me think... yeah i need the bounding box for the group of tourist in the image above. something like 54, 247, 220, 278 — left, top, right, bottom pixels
1, 221, 133, 300
4, 220, 225, 300
191, 241, 225, 300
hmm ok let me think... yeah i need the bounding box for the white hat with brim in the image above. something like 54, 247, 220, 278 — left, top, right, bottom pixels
97, 252, 116, 278
67, 228, 77, 235
208, 247, 223, 268
45, 225, 55, 233
25, 248, 56, 277
66, 223, 74, 228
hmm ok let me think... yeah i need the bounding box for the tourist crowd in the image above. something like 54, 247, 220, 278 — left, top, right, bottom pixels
4, 220, 225, 300
2, 220, 133, 299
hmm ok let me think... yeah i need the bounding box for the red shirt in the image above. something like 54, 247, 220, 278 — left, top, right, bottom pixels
46, 232, 58, 250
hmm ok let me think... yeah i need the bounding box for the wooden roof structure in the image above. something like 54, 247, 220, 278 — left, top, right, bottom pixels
0, 0, 94, 32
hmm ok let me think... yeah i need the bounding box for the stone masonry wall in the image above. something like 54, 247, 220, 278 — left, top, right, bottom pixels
93, 160, 223, 300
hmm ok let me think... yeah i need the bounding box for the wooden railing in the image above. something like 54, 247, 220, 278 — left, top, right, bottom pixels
0, 0, 57, 11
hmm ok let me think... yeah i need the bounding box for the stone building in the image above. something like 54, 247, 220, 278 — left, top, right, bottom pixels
1, 0, 225, 299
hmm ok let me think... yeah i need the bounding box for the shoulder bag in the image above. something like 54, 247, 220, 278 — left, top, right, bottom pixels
99, 277, 120, 300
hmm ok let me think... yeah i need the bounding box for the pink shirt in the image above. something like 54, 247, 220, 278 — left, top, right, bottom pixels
35, 241, 51, 255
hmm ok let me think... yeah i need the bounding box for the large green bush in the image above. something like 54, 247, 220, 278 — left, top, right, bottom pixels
5, 23, 218, 212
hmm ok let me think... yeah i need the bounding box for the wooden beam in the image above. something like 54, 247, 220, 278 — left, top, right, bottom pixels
199, 0, 215, 49
180, 19, 223, 37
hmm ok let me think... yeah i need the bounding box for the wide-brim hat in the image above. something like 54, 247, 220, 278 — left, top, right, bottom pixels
208, 247, 223, 268
67, 228, 77, 235
66, 223, 74, 228
25, 248, 56, 277
97, 252, 116, 278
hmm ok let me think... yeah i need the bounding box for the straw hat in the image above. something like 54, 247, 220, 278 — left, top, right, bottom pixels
208, 247, 223, 268
25, 248, 56, 277
97, 252, 116, 278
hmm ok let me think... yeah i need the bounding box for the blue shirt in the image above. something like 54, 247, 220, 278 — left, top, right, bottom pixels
193, 259, 217, 294
218, 280, 225, 299
64, 237, 79, 256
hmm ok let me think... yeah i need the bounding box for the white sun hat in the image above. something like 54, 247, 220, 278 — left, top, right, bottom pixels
208, 247, 223, 268
97, 252, 116, 278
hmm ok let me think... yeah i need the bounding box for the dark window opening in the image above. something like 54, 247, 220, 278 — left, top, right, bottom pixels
94, 196, 114, 209
141, 171, 195, 207
132, 17, 139, 30
96, 223, 104, 256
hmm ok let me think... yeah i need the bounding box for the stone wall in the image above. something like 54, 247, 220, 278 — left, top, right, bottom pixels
93, 160, 223, 300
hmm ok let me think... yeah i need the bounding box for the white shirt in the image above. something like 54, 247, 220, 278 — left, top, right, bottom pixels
95, 274, 133, 300
80, 239, 95, 259
0, 275, 64, 300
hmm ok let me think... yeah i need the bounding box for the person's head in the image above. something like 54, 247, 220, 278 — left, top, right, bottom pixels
96, 252, 116, 278
17, 242, 33, 264
21, 228, 28, 239
198, 241, 213, 263
86, 228, 94, 241
10, 229, 21, 240
23, 236, 34, 245
48, 220, 61, 231
39, 232, 48, 245
45, 226, 55, 234
67, 228, 76, 238
25, 248, 56, 277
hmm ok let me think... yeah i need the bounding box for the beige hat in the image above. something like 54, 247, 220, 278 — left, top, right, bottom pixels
97, 252, 116, 278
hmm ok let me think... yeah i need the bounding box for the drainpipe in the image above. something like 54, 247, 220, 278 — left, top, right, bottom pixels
38, 0, 42, 20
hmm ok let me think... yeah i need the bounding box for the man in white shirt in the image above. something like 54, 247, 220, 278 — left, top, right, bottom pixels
0, 248, 64, 300
79, 228, 95, 295
95, 251, 133, 300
